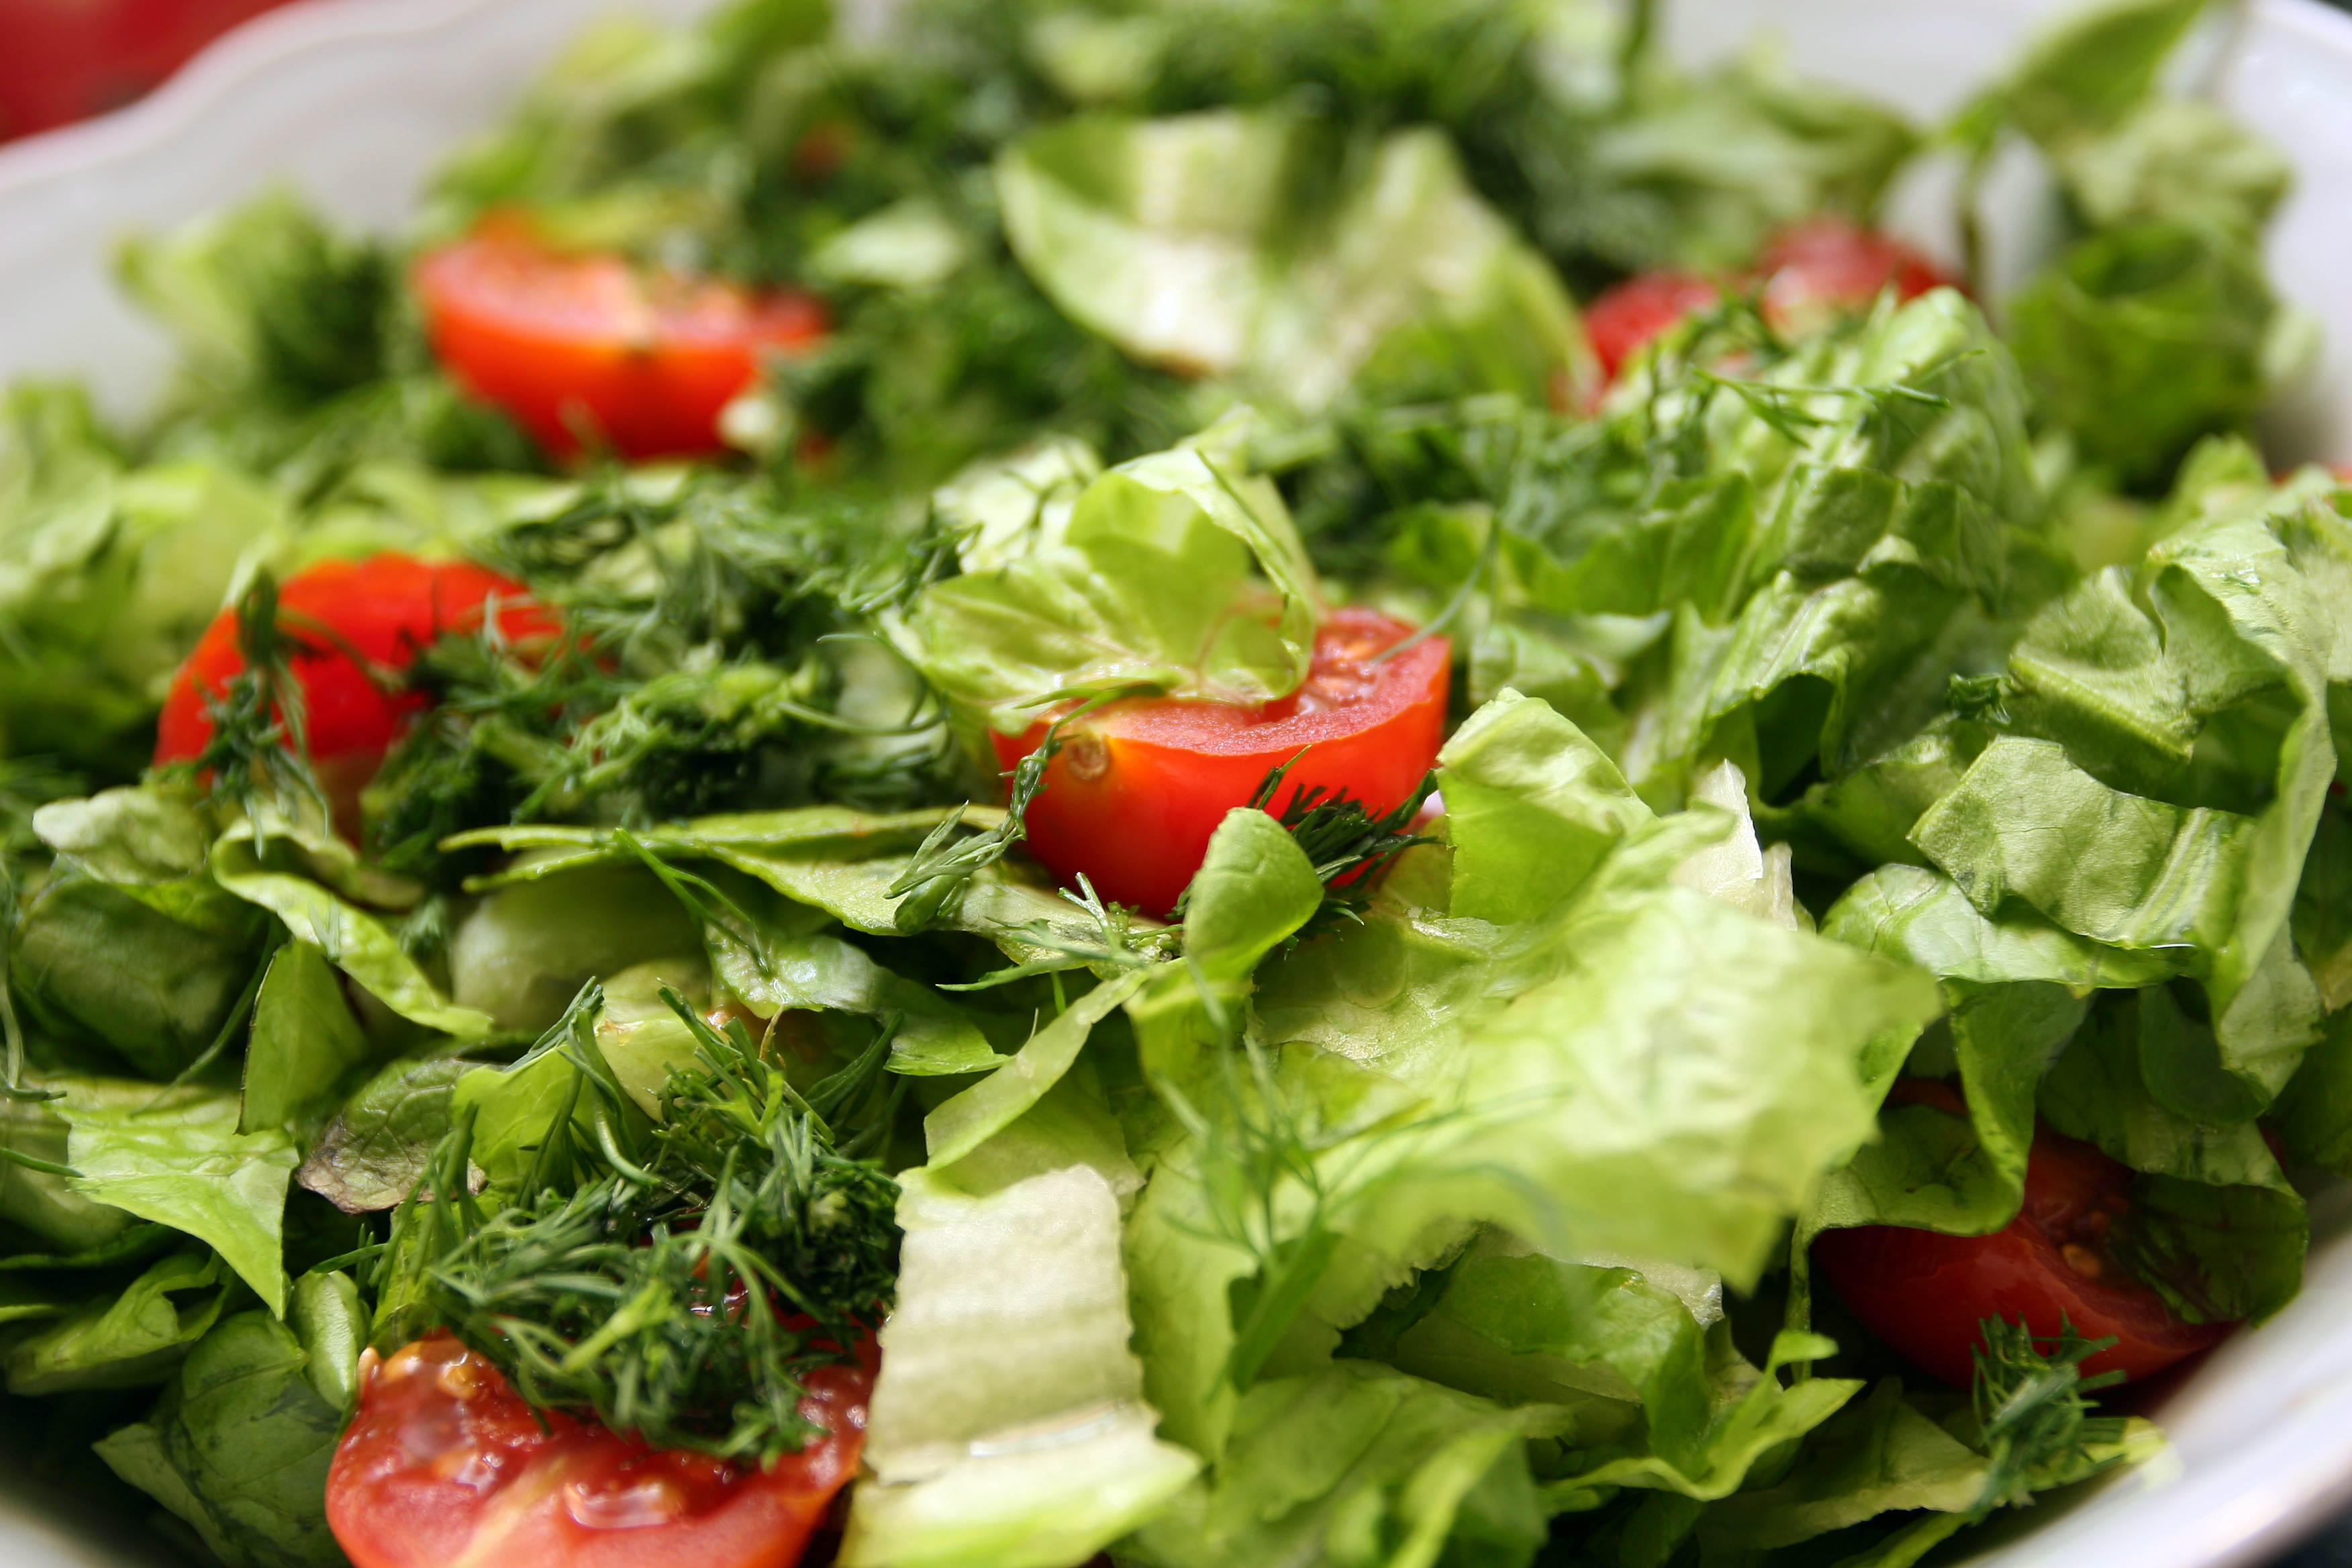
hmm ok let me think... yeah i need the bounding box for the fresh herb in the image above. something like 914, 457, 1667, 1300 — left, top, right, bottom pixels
154, 573, 332, 830
381, 987, 901, 1466
1969, 1315, 2129, 1516
1171, 752, 1436, 940
887, 691, 1138, 934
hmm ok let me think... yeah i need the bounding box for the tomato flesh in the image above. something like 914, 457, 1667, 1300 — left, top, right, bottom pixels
993, 609, 1450, 918
415, 222, 828, 461
326, 1333, 867, 1568
1584, 216, 1957, 383
152, 554, 555, 834
1814, 1093, 2234, 1387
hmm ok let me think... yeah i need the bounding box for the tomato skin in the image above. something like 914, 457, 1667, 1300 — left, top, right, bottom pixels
152, 554, 555, 834
991, 609, 1450, 918
415, 224, 828, 461
326, 1334, 867, 1568
1814, 1095, 2234, 1387
1757, 216, 1955, 332
1584, 272, 1726, 383
1584, 217, 1957, 384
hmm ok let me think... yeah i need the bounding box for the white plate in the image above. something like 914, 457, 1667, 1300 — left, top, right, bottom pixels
2, 2, 2351, 1566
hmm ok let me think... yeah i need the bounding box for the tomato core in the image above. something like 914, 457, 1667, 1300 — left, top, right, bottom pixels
415, 221, 829, 461
992, 608, 1451, 918
326, 1333, 866, 1568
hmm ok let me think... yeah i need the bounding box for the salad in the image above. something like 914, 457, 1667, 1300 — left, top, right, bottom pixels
1, 0, 2346, 1565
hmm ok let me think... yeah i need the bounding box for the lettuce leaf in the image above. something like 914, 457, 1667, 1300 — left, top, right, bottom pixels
997, 113, 1589, 412
240, 941, 373, 1137
214, 828, 493, 1040
902, 411, 1320, 721
3, 1248, 230, 1395
840, 1150, 1197, 1568
2008, 223, 2280, 487
60, 1079, 297, 1314
1122, 1358, 1551, 1568
93, 1310, 346, 1568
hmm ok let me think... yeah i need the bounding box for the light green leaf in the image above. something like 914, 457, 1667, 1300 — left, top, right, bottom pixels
840, 1163, 1199, 1568
712, 927, 1005, 1077
1428, 887, 1941, 1287
1122, 1359, 1551, 1568
63, 1079, 297, 1314
997, 113, 1588, 412
241, 941, 372, 1135
2008, 222, 2276, 486
1438, 691, 1652, 926
1182, 810, 1324, 984
1996, 0, 2212, 149
213, 830, 492, 1039
3, 1249, 229, 1395
926, 971, 1153, 1169
1695, 1378, 1986, 1553
903, 411, 1319, 720
2057, 98, 2290, 235
441, 858, 699, 1034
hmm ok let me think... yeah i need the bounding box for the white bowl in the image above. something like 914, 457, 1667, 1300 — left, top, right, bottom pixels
3, 2, 2351, 1565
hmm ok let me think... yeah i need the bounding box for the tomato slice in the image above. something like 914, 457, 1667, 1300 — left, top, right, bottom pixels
415, 221, 828, 461
1583, 217, 1957, 384
1583, 272, 1727, 383
1814, 1090, 2234, 1387
327, 1334, 867, 1568
991, 609, 1450, 918
152, 554, 556, 835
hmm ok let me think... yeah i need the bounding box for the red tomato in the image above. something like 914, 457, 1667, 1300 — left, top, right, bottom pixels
1583, 217, 1957, 384
327, 1334, 867, 1568
152, 554, 556, 835
1583, 272, 1726, 383
1814, 1089, 2234, 1387
1757, 216, 1956, 332
992, 608, 1450, 918
415, 221, 828, 461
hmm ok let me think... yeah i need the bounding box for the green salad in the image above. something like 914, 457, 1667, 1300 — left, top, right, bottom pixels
3, 0, 2348, 1565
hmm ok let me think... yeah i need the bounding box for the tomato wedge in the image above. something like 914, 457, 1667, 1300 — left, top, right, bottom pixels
1583, 216, 1957, 383
152, 554, 556, 835
415, 220, 829, 460
1814, 1087, 2234, 1387
993, 608, 1450, 918
326, 1334, 867, 1568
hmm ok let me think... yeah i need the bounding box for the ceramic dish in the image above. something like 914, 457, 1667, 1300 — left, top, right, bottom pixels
2, 1, 2351, 1565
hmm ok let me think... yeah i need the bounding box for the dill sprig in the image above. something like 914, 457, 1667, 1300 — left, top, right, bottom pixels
159, 572, 332, 830
1969, 1315, 2128, 1517
887, 690, 1138, 934
381, 987, 901, 1466
1171, 752, 1437, 940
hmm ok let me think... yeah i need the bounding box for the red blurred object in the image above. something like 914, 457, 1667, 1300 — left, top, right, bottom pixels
0, 0, 300, 142
415, 219, 830, 460
1582, 215, 1959, 385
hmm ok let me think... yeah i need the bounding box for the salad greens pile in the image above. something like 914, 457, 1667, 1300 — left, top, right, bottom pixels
3, 0, 2349, 1565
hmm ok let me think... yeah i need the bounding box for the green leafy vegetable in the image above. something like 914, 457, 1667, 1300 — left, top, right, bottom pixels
385, 989, 900, 1465
95, 1309, 348, 1568
60, 1078, 297, 1314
